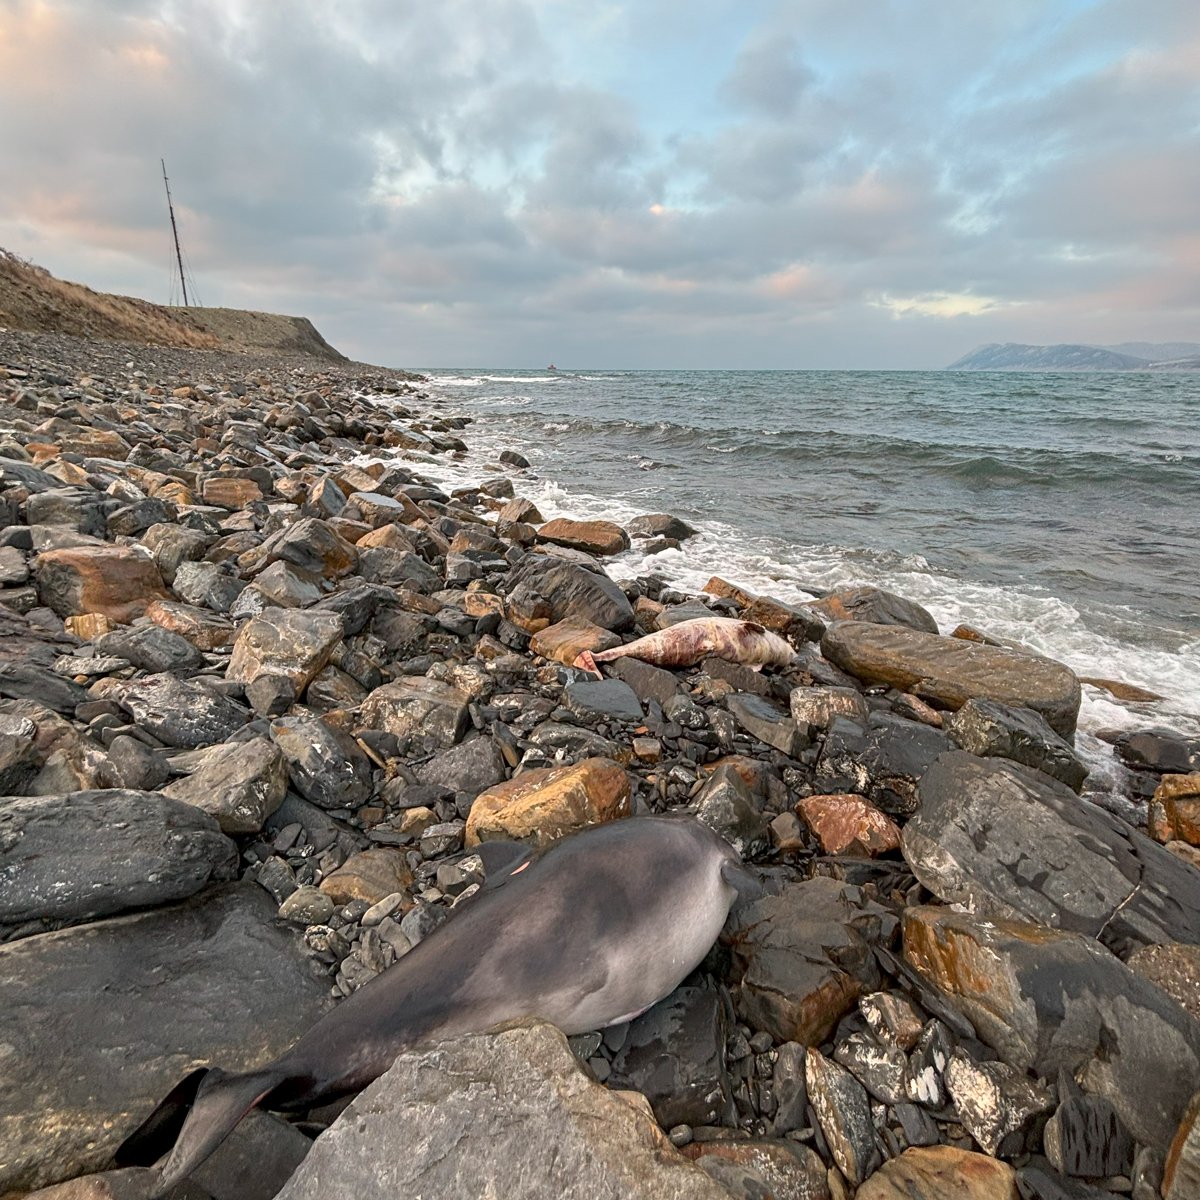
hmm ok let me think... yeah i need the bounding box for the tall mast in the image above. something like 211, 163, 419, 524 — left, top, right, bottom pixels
161, 158, 190, 307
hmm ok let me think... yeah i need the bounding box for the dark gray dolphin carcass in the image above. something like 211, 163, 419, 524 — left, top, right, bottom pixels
116, 813, 761, 1195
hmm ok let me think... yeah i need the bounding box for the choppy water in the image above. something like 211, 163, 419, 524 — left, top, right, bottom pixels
393, 369, 1200, 752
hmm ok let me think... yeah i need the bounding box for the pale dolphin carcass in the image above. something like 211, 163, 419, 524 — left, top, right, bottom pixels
574, 616, 795, 675
115, 814, 762, 1196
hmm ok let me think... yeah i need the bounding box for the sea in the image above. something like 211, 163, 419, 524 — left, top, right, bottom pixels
384, 368, 1200, 790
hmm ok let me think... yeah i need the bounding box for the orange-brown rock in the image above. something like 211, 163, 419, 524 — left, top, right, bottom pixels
700, 754, 771, 797
63, 613, 116, 641
355, 523, 416, 551
145, 599, 235, 651
318, 848, 413, 906
1128, 942, 1200, 1024
150, 479, 195, 507
1149, 774, 1200, 846
498, 497, 543, 525
1079, 676, 1164, 703
201, 476, 263, 509
465, 757, 631, 848
34, 545, 168, 623
681, 1140, 830, 1199
857, 1146, 1018, 1200
529, 617, 623, 666
702, 576, 755, 607
633, 595, 665, 624
536, 517, 630, 557
462, 591, 504, 619
797, 793, 901, 856
54, 427, 132, 460
227, 608, 344, 694
1165, 1090, 1200, 1200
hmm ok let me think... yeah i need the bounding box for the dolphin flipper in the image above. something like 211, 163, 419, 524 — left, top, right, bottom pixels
117, 1065, 284, 1198
475, 839, 536, 888
720, 859, 764, 902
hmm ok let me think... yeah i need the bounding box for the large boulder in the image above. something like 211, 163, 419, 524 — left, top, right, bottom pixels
0, 790, 236, 938
162, 737, 289, 833
34, 545, 169, 623
903, 905, 1200, 1150
226, 607, 344, 695
821, 622, 1081, 738
269, 716, 374, 810
903, 752, 1200, 952
810, 585, 939, 634
505, 559, 635, 633
115, 674, 248, 748
856, 1146, 1018, 1200
273, 1022, 734, 1200
0, 885, 331, 1194
465, 757, 631, 848
536, 517, 631, 557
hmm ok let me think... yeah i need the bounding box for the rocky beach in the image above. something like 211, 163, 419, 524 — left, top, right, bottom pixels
2, 325, 1200, 1200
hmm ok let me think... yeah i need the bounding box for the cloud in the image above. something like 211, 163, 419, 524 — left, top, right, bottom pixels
1, 0, 1198, 367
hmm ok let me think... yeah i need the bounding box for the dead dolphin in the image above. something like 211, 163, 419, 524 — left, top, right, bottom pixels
115, 814, 761, 1196
574, 616, 794, 675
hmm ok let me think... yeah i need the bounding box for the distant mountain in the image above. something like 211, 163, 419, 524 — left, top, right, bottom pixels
946, 341, 1200, 371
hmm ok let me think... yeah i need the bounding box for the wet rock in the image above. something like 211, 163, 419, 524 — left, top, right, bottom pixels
728, 876, 886, 1044
810, 585, 937, 633
1164, 1090, 1200, 1200
693, 762, 771, 859
945, 699, 1087, 792
498, 497, 543, 525
1115, 729, 1200, 775
144, 599, 235, 651
771, 1042, 809, 1135
273, 1021, 732, 1200
805, 1047, 884, 1186
860, 991, 925, 1051
857, 1146, 1019, 1200
320, 847, 413, 905
789, 686, 869, 730
227, 607, 344, 695
416, 734, 507, 800
0, 885, 330, 1193
530, 617, 623, 665
172, 560, 245, 612
741, 595, 826, 643
1043, 1077, 1132, 1179
605, 656, 686, 706
1148, 773, 1200, 846
796, 793, 901, 857
26, 488, 113, 535
683, 1140, 831, 1200
627, 513, 696, 541
249, 560, 324, 608
727, 693, 808, 756
95, 624, 205, 673
564, 677, 644, 723
1126, 942, 1200, 1023
903, 905, 1200, 1148
34, 544, 169, 622
139, 522, 212, 585
944, 1050, 1054, 1156
0, 789, 236, 936
358, 546, 441, 591
278, 885, 335, 926
358, 676, 471, 749
162, 737, 288, 833
822, 623, 1081, 738
505, 559, 635, 633
270, 715, 374, 809
854, 712, 955, 816
608, 985, 731, 1128
466, 756, 631, 848
833, 1033, 910, 1104
253, 516, 358, 580
903, 751, 1200, 950
116, 673, 247, 748
537, 517, 631, 556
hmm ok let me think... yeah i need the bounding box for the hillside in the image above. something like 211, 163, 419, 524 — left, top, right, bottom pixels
948, 340, 1200, 371
0, 249, 346, 360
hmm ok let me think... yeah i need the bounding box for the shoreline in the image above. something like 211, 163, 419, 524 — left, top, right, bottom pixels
2, 329, 1199, 1197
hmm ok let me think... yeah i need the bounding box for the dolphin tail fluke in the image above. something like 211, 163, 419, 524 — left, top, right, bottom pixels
572, 650, 603, 677
116, 1065, 284, 1197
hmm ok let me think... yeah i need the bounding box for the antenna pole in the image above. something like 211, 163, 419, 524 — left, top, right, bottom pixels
161, 158, 190, 307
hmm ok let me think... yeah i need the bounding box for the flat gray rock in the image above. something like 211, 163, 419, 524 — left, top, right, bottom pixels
116, 673, 248, 748
0, 789, 237, 938
162, 736, 289, 833
903, 751, 1200, 952
274, 1021, 733, 1200
0, 885, 332, 1193
563, 678, 643, 723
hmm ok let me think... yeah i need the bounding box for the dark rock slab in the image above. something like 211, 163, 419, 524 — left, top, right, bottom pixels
903, 751, 1200, 951
944, 1050, 1054, 1156
770, 1042, 808, 1135
822, 622, 1081, 738
0, 789, 237, 937
608, 984, 731, 1129
811, 585, 939, 634
726, 693, 807, 757
273, 1022, 732, 1200
858, 712, 953, 815
692, 762, 770, 859
505, 559, 635, 634
563, 678, 644, 723
116, 674, 248, 748
903, 905, 1200, 1149
415, 734, 506, 800
162, 737, 289, 833
946, 698, 1087, 792
96, 624, 205, 674
0, 885, 331, 1193
1116, 728, 1200, 775
602, 656, 684, 706
727, 876, 887, 1044
805, 1046, 883, 1186
270, 715, 375, 810
833, 1032, 910, 1104
1043, 1075, 1132, 1179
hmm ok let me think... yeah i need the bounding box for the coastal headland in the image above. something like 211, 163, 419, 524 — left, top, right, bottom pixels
2, 283, 1199, 1199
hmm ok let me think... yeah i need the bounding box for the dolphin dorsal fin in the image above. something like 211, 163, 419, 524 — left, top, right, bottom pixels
475, 840, 536, 889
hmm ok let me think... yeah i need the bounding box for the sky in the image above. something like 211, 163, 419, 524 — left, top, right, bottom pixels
0, 0, 1197, 368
